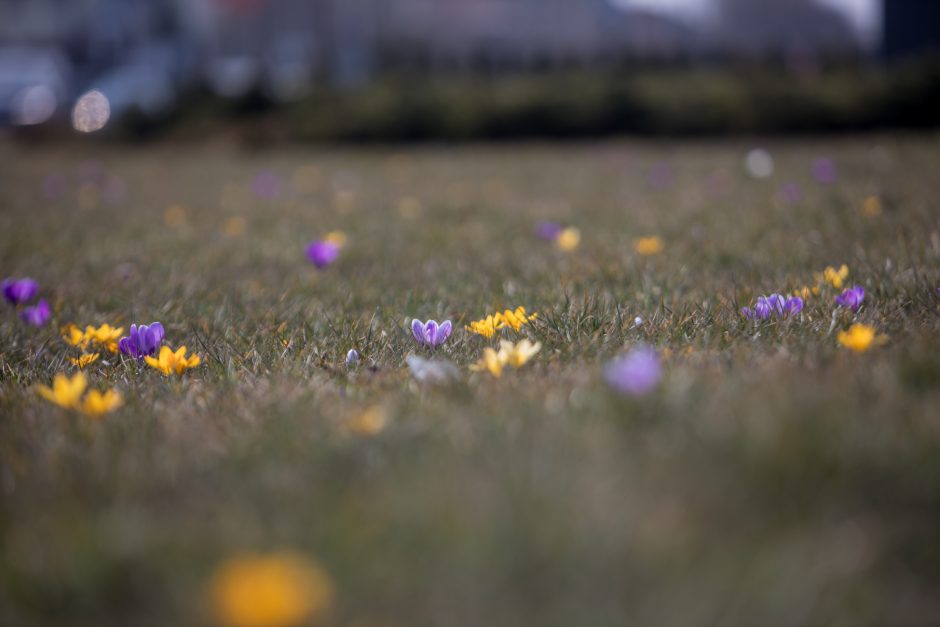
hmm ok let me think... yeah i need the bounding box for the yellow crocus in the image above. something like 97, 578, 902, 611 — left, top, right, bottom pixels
85, 324, 124, 353
145, 345, 202, 376
794, 286, 812, 300
81, 389, 123, 417
634, 236, 664, 256
837, 323, 886, 353
210, 552, 334, 627
69, 352, 100, 369
466, 314, 499, 339
820, 264, 849, 290
37, 372, 88, 410
555, 227, 581, 252
62, 323, 89, 348
37, 372, 122, 417
494, 307, 538, 332
470, 339, 541, 377
467, 307, 537, 338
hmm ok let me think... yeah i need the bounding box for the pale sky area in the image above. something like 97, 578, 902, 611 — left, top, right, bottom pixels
613, 0, 882, 47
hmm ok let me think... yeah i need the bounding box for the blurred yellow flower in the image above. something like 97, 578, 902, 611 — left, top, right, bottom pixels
223, 216, 247, 237
84, 324, 124, 353
503, 338, 542, 367
62, 323, 89, 349
817, 264, 849, 289
470, 339, 541, 377
347, 405, 388, 436
210, 552, 334, 627
164, 204, 187, 228
471, 346, 505, 377
555, 227, 580, 252
861, 195, 882, 217
37, 372, 87, 410
81, 389, 123, 417
69, 352, 100, 369
145, 345, 201, 376
37, 372, 122, 417
634, 236, 664, 256
837, 323, 886, 353
324, 230, 347, 247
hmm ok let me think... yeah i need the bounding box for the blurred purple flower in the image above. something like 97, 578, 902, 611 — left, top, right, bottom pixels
119, 322, 165, 358
604, 345, 662, 396
251, 170, 282, 199
535, 221, 563, 241
811, 158, 838, 185
305, 240, 340, 269
742, 294, 802, 320
835, 285, 865, 312
779, 181, 803, 205
412, 319, 452, 347
2, 278, 38, 305
19, 299, 50, 326
406, 354, 459, 383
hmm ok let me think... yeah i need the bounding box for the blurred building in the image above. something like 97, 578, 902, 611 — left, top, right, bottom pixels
709, 0, 859, 60
882, 0, 940, 59
0, 0, 892, 128
377, 0, 694, 70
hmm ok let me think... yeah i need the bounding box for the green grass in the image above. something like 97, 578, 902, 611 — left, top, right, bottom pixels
2, 134, 940, 626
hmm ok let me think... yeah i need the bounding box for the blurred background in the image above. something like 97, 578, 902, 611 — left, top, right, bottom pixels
0, 0, 938, 139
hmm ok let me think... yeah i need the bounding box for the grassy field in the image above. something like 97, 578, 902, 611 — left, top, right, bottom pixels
2, 133, 940, 626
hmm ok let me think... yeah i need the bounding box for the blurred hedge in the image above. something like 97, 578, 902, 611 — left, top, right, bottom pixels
161, 59, 940, 141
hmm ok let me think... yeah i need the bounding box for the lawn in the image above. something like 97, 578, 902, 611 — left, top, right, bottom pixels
1, 134, 940, 626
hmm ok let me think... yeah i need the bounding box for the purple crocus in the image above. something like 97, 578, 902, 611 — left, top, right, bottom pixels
835, 285, 865, 312
305, 240, 340, 269
811, 157, 838, 185
119, 322, 165, 358
19, 299, 50, 326
411, 319, 452, 348
535, 221, 563, 241
2, 278, 38, 305
604, 345, 662, 397
742, 293, 803, 320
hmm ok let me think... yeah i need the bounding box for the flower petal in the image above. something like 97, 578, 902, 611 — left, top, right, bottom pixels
411, 319, 426, 344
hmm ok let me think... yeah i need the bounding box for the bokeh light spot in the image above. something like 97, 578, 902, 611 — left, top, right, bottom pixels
13, 85, 57, 126
745, 148, 774, 179
71, 90, 110, 133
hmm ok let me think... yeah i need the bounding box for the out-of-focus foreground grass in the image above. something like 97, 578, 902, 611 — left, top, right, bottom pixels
1, 134, 940, 626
